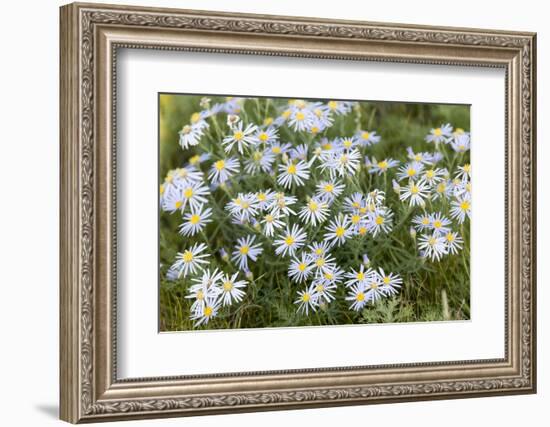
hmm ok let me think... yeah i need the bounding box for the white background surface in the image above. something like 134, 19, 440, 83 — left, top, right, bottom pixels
118, 49, 505, 378
0, 0, 546, 426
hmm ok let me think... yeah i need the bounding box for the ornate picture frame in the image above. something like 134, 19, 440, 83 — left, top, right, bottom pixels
60, 2, 536, 423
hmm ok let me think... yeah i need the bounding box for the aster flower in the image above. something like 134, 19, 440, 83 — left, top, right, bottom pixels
226, 193, 259, 222
219, 273, 248, 306
451, 133, 471, 153
222, 122, 259, 154
298, 197, 330, 226
396, 161, 425, 181
268, 192, 297, 216
345, 265, 374, 288
323, 216, 351, 247
255, 127, 279, 145
346, 282, 369, 311
429, 212, 452, 235
179, 204, 213, 236
444, 231, 464, 254
208, 157, 240, 185
260, 212, 285, 237
294, 286, 319, 315
450, 194, 471, 224
179, 181, 210, 212
190, 297, 221, 327
232, 235, 263, 271
326, 100, 354, 115
365, 207, 394, 237
244, 149, 275, 174
274, 224, 307, 257
178, 124, 204, 149
376, 269, 403, 296
288, 253, 314, 283
367, 156, 400, 175
355, 129, 381, 146
418, 233, 448, 261
170, 243, 209, 278
425, 123, 453, 143
399, 179, 429, 207
277, 160, 310, 189
315, 179, 345, 203
186, 268, 224, 315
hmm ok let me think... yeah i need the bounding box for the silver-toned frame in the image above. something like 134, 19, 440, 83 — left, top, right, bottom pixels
60, 2, 536, 423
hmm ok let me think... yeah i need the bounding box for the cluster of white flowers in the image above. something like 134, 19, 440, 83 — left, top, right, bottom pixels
160, 96, 470, 327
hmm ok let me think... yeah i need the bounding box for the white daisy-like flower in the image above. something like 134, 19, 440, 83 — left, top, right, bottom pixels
161, 185, 185, 213
268, 192, 297, 216
260, 212, 285, 237
315, 180, 345, 203
376, 268, 403, 296
179, 204, 213, 236
364, 274, 385, 302
190, 297, 221, 327
432, 179, 453, 201
346, 282, 369, 311
219, 272, 248, 306
288, 144, 309, 162
255, 127, 279, 145
298, 197, 330, 226
274, 224, 307, 257
422, 167, 446, 186
268, 141, 292, 156
170, 242, 209, 278
222, 122, 259, 154
326, 100, 354, 115
425, 123, 453, 143
323, 148, 362, 178
187, 153, 211, 168
323, 216, 351, 247
355, 129, 381, 146
455, 163, 471, 181
179, 181, 210, 211
444, 231, 464, 254
364, 207, 393, 237
166, 166, 204, 189
232, 235, 263, 271
418, 233, 448, 261
450, 194, 471, 224
316, 265, 345, 287
406, 147, 439, 165
412, 213, 433, 232
399, 179, 429, 207
365, 189, 386, 207
367, 157, 400, 175
277, 160, 310, 189
208, 157, 239, 185
429, 212, 452, 235
255, 189, 276, 210
244, 149, 275, 174
343, 192, 365, 213
226, 193, 259, 222
345, 265, 375, 288
288, 107, 314, 132
178, 124, 204, 149
294, 286, 319, 315
185, 268, 224, 315
288, 253, 314, 283
396, 161, 425, 181
451, 133, 471, 153
337, 136, 359, 151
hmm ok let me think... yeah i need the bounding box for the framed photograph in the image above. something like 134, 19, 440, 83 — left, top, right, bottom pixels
60, 2, 537, 423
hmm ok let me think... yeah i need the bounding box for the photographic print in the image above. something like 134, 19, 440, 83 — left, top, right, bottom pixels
159, 94, 471, 331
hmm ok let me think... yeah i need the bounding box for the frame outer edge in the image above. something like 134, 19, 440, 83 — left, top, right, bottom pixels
60, 3, 81, 424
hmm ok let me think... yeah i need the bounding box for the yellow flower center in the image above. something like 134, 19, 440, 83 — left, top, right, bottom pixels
302, 293, 311, 303
233, 131, 244, 141
183, 188, 194, 199
422, 217, 430, 225
460, 201, 471, 211
189, 214, 200, 225
455, 128, 464, 135
428, 237, 437, 246
328, 101, 338, 110
165, 175, 174, 184
259, 132, 269, 142
263, 117, 273, 126
214, 160, 225, 171
433, 220, 442, 228
370, 282, 378, 289
298, 263, 307, 272
160, 184, 165, 195
272, 146, 282, 154
362, 132, 370, 140
407, 168, 416, 177
324, 183, 334, 193
383, 276, 391, 284
357, 272, 365, 281
375, 216, 384, 225
463, 164, 471, 173
324, 272, 334, 280
190, 112, 201, 123
189, 154, 200, 165
434, 127, 442, 136
426, 169, 435, 178
322, 143, 332, 151
264, 214, 274, 223
175, 200, 183, 209
239, 245, 250, 255
196, 290, 204, 300
223, 281, 233, 291
182, 250, 194, 262
181, 125, 192, 134
446, 233, 455, 242
253, 151, 263, 161
356, 292, 365, 302
203, 306, 213, 317
437, 183, 446, 193
316, 284, 324, 293
287, 164, 297, 174
315, 248, 323, 256
316, 258, 325, 267
343, 139, 353, 148
335, 226, 346, 237
358, 226, 367, 235
378, 160, 388, 169
310, 126, 320, 134
411, 185, 419, 195
257, 192, 266, 201
351, 214, 361, 224
308, 201, 319, 212
295, 111, 305, 121
282, 109, 292, 119
285, 236, 295, 246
